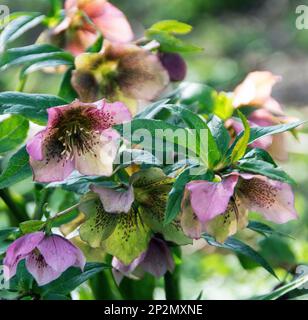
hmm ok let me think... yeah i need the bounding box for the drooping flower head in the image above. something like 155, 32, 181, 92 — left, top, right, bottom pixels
181, 172, 298, 243
158, 52, 187, 82
26, 99, 131, 182
79, 168, 191, 265
4, 232, 85, 286
49, 0, 134, 55
71, 42, 169, 109
112, 237, 174, 284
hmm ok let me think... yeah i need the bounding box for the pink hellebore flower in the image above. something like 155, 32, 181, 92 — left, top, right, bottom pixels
54, 0, 134, 55
26, 99, 131, 182
181, 173, 298, 242
232, 71, 283, 115
112, 237, 174, 284
4, 232, 85, 286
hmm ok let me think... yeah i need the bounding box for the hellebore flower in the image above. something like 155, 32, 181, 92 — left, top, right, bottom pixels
4, 232, 85, 286
158, 52, 187, 82
71, 42, 169, 109
79, 168, 191, 265
181, 173, 298, 242
26, 99, 131, 182
49, 0, 133, 55
112, 237, 174, 284
232, 71, 283, 115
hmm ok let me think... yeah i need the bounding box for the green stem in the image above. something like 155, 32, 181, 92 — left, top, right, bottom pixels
34, 187, 51, 220
164, 247, 182, 300
89, 269, 120, 300
0, 189, 28, 225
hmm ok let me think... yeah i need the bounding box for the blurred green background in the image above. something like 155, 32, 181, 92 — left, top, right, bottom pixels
1, 0, 308, 299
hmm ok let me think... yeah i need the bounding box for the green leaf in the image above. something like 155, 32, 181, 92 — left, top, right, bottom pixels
0, 115, 29, 154
249, 121, 306, 144
58, 68, 78, 101
208, 115, 230, 159
212, 91, 234, 120
230, 110, 250, 163
242, 148, 276, 166
40, 263, 110, 296
0, 44, 74, 71
248, 220, 293, 239
135, 99, 170, 120
146, 29, 202, 53
19, 220, 46, 234
236, 159, 295, 184
86, 34, 103, 53
0, 91, 67, 124
149, 20, 192, 34
0, 227, 18, 241
0, 146, 32, 189
165, 167, 213, 225
0, 13, 45, 51
203, 234, 278, 278
171, 106, 221, 167
253, 274, 308, 300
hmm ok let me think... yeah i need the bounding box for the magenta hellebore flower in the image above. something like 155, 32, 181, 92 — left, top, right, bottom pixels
26, 99, 131, 182
158, 52, 187, 82
52, 0, 134, 55
4, 232, 85, 286
181, 172, 298, 241
112, 237, 174, 284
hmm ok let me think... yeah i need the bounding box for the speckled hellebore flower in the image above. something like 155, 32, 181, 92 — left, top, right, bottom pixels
112, 237, 174, 284
4, 232, 85, 286
26, 99, 131, 182
71, 42, 169, 109
181, 173, 298, 243
79, 168, 191, 265
50, 0, 133, 56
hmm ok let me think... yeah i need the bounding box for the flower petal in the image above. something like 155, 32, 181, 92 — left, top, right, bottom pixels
91, 185, 134, 214
3, 232, 45, 279
132, 168, 192, 245
26, 130, 46, 161
206, 196, 248, 243
186, 175, 238, 223
89, 1, 134, 43
140, 238, 174, 278
74, 129, 119, 176
37, 235, 85, 273
95, 100, 132, 125
237, 174, 298, 223
25, 251, 62, 286
103, 209, 152, 265
79, 198, 118, 248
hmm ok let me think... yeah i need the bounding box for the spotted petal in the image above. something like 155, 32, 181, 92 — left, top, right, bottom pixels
79, 198, 118, 248
237, 173, 298, 223
103, 209, 152, 265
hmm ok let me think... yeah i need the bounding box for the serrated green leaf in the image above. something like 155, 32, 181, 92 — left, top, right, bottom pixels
0, 13, 45, 51
0, 146, 32, 189
149, 20, 193, 34
0, 91, 67, 124
0, 115, 29, 154
230, 110, 250, 163
203, 234, 278, 278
